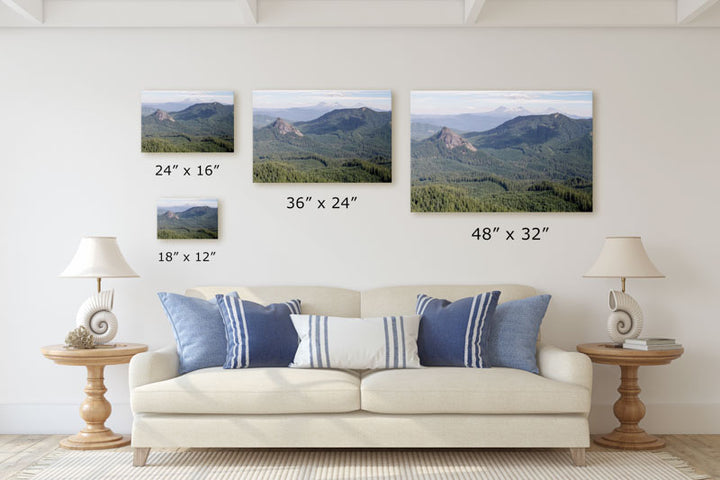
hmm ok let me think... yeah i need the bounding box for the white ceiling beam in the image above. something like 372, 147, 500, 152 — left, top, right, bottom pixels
476, 0, 676, 26
464, 0, 487, 24
36, 0, 258, 27
677, 0, 720, 23
1, 0, 43, 24
238, 0, 257, 24
2, 0, 719, 28
259, 0, 462, 26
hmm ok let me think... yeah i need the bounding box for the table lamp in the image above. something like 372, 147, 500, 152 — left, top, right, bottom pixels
583, 236, 664, 344
60, 236, 139, 345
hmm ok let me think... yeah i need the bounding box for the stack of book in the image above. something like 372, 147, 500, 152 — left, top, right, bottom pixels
623, 338, 682, 350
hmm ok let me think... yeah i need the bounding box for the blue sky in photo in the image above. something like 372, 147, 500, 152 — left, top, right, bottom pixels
411, 91, 593, 117
157, 198, 218, 209
142, 91, 233, 105
254, 90, 391, 111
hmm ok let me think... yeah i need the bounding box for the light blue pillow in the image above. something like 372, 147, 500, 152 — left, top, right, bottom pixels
486, 294, 551, 374
157, 292, 228, 375
216, 295, 301, 368
416, 291, 500, 367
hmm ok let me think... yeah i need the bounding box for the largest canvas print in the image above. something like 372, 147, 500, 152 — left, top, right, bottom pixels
253, 90, 392, 183
411, 91, 593, 212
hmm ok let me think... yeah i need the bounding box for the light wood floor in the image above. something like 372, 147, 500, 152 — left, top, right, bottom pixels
1, 434, 718, 479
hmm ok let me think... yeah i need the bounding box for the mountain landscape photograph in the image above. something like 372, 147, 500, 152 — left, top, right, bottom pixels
411, 91, 593, 212
142, 91, 234, 153
253, 90, 392, 183
157, 198, 218, 239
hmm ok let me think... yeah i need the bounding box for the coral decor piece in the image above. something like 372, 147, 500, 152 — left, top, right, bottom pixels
65, 326, 96, 349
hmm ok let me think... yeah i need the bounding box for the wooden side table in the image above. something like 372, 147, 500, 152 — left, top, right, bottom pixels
41, 343, 148, 450
577, 342, 683, 450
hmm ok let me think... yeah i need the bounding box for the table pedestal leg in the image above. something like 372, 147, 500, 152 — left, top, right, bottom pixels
60, 365, 129, 450
594, 365, 665, 450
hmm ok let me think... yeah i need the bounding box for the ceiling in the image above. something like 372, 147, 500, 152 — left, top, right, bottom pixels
1, 0, 719, 27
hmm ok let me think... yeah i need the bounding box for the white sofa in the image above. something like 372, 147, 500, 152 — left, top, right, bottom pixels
129, 285, 592, 467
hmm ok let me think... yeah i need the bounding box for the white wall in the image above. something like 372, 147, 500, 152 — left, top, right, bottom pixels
1, 27, 718, 435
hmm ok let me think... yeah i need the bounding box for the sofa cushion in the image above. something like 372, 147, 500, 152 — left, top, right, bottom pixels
290, 314, 421, 370
132, 367, 360, 414
361, 285, 537, 318
416, 292, 500, 368
187, 286, 361, 317
486, 295, 551, 374
360, 367, 590, 414
157, 292, 228, 375
216, 295, 301, 368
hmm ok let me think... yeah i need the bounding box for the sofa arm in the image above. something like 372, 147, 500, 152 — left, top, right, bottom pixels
129, 345, 179, 390
536, 343, 593, 392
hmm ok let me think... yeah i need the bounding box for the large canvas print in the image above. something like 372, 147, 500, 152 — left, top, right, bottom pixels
253, 90, 392, 183
157, 198, 219, 239
141, 91, 234, 153
411, 91, 593, 212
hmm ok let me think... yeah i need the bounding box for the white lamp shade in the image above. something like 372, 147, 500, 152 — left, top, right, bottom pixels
584, 236, 664, 278
60, 236, 139, 278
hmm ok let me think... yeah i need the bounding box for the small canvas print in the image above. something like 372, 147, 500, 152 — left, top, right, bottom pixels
157, 198, 218, 240
141, 91, 234, 153
253, 90, 392, 183
411, 91, 593, 212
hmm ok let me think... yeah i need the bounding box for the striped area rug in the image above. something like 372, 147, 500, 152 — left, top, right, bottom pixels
13, 449, 710, 480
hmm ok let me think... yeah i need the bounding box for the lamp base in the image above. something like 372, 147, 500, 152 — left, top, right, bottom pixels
76, 290, 118, 345
607, 290, 643, 344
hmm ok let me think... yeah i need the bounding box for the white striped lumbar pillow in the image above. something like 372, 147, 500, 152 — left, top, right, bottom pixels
290, 314, 421, 369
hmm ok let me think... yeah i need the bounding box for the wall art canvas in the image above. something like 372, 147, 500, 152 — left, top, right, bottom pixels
253, 90, 392, 183
157, 198, 219, 240
411, 91, 593, 212
141, 91, 234, 153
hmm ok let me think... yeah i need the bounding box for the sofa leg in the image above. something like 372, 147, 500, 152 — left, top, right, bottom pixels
133, 447, 150, 467
569, 448, 586, 466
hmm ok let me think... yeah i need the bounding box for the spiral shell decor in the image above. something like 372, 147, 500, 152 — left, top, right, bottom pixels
76, 289, 118, 344
606, 290, 644, 344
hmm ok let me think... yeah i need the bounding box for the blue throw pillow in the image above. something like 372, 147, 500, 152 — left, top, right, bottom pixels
157, 292, 228, 375
486, 295, 551, 374
416, 291, 500, 367
216, 295, 301, 368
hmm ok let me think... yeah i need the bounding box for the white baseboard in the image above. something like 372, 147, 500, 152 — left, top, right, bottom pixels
0, 403, 133, 434
2, 403, 719, 435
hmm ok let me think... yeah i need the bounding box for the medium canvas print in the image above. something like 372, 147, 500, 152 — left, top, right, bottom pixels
157, 198, 218, 240
411, 91, 593, 212
141, 91, 234, 153
253, 90, 392, 183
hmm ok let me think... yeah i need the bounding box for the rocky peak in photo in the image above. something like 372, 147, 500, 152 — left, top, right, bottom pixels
436, 127, 477, 151
272, 118, 304, 136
